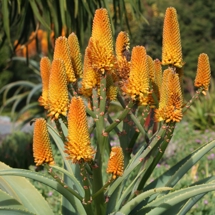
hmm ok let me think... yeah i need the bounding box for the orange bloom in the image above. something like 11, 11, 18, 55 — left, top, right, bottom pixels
162, 7, 183, 68
47, 59, 69, 119
87, 9, 115, 74
53, 36, 76, 83
155, 69, 183, 123
107, 146, 124, 179
194, 53, 211, 94
116, 31, 130, 61
68, 33, 83, 78
80, 47, 100, 97
33, 118, 55, 166
154, 59, 163, 101
122, 46, 149, 105
38, 57, 51, 109
65, 97, 95, 163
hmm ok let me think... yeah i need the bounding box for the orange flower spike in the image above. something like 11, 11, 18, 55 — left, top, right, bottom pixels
194, 53, 211, 95
107, 146, 124, 179
88, 9, 115, 74
165, 71, 183, 123
123, 46, 149, 105
147, 55, 155, 82
154, 68, 171, 122
68, 33, 83, 78
65, 97, 95, 163
47, 59, 69, 120
116, 31, 130, 61
162, 7, 183, 68
38, 57, 51, 109
53, 36, 76, 83
33, 118, 55, 166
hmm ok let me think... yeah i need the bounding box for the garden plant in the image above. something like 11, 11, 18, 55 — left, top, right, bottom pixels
0, 6, 214, 215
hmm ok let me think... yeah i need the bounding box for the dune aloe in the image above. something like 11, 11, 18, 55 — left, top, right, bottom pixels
0, 6, 215, 215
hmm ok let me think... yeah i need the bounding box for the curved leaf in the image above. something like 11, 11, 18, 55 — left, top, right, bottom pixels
0, 162, 53, 215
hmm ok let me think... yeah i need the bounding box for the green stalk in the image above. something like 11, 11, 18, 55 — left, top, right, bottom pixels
105, 100, 134, 133
80, 163, 93, 215
183, 87, 203, 113
44, 164, 82, 201
55, 119, 67, 142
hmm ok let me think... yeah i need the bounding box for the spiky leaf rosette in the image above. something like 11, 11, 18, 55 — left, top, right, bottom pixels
38, 57, 51, 109
68, 33, 83, 79
162, 7, 183, 68
194, 53, 211, 95
47, 59, 69, 119
87, 8, 115, 74
65, 97, 95, 163
107, 146, 124, 179
33, 118, 55, 166
53, 36, 76, 83
122, 46, 149, 105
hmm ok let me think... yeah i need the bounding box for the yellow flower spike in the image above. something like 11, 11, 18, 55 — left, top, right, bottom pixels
53, 36, 76, 83
116, 31, 130, 61
162, 7, 183, 68
65, 97, 95, 163
47, 59, 69, 120
38, 57, 51, 109
194, 53, 211, 95
68, 33, 83, 78
122, 46, 149, 105
33, 118, 55, 166
80, 47, 100, 97
107, 146, 124, 179
106, 74, 118, 101
154, 68, 171, 122
87, 9, 115, 74
165, 71, 183, 123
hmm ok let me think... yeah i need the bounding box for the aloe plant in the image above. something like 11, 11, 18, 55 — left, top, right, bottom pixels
0, 6, 214, 215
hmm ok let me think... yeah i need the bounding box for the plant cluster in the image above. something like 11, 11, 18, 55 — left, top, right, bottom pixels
0, 7, 214, 215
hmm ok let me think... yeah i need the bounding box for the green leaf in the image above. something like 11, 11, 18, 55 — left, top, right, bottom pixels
26, 84, 42, 104
119, 187, 172, 214
29, 0, 50, 30
0, 162, 54, 215
136, 184, 215, 215
0, 167, 86, 215
0, 208, 35, 215
2, 0, 12, 48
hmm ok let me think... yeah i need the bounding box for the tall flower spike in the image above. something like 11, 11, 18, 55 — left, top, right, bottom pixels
116, 31, 130, 61
87, 9, 115, 74
53, 36, 76, 83
155, 68, 171, 122
65, 97, 95, 163
154, 59, 163, 101
194, 53, 211, 95
38, 57, 51, 109
33, 118, 55, 166
107, 146, 124, 179
68, 33, 83, 78
162, 7, 183, 68
80, 47, 100, 97
122, 46, 149, 105
47, 59, 69, 119
165, 71, 183, 123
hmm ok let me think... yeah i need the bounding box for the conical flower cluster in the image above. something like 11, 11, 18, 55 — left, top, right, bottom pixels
68, 33, 83, 79
87, 8, 115, 74
33, 118, 55, 166
162, 7, 183, 68
65, 97, 95, 163
194, 53, 211, 94
38, 57, 51, 109
155, 69, 183, 123
47, 59, 69, 119
54, 36, 76, 83
122, 46, 149, 105
107, 146, 124, 179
